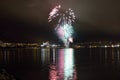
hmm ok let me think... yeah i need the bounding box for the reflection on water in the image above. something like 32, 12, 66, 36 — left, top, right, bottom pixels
41, 48, 50, 65
0, 48, 120, 80
0, 48, 120, 66
88, 48, 120, 65
49, 48, 77, 80
0, 48, 41, 65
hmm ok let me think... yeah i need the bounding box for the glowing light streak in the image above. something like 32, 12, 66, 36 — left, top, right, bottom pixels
64, 49, 74, 80
49, 49, 77, 80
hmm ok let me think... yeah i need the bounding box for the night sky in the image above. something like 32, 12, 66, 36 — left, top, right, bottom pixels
0, 0, 120, 43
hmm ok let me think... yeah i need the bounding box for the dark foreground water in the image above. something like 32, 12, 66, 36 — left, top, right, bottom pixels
0, 47, 120, 80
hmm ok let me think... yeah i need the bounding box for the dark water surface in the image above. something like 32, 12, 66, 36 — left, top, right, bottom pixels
0, 47, 120, 80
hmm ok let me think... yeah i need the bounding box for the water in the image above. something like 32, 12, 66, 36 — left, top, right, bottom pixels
0, 47, 120, 80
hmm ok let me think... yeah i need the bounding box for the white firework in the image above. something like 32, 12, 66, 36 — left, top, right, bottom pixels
48, 5, 75, 23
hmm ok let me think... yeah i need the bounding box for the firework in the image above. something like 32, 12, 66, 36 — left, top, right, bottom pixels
48, 5, 75, 23
48, 5, 75, 47
48, 5, 61, 22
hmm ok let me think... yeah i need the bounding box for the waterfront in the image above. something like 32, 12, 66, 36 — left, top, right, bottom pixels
0, 47, 120, 80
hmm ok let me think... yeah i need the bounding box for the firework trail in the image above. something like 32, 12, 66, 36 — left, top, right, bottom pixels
48, 5, 75, 47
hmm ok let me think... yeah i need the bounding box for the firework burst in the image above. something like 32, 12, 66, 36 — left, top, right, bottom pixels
48, 5, 75, 47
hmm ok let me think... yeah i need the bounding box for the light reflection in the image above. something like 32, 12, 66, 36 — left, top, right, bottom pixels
41, 48, 50, 64
64, 49, 75, 80
52, 48, 56, 64
105, 48, 107, 64
33, 48, 40, 64
58, 49, 64, 79
112, 48, 114, 64
89, 48, 120, 65
3, 49, 9, 64
117, 49, 120, 64
49, 48, 77, 80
